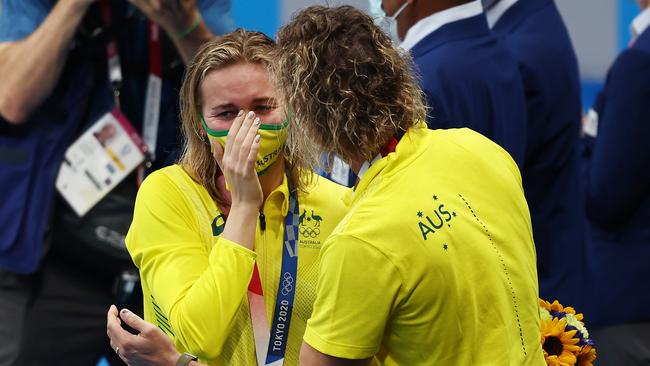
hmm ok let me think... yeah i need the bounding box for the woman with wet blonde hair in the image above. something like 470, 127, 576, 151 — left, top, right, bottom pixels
106, 29, 348, 366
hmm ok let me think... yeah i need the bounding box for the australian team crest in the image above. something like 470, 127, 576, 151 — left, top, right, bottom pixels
299, 209, 323, 248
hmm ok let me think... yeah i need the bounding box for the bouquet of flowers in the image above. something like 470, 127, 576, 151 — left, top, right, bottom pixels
539, 299, 596, 366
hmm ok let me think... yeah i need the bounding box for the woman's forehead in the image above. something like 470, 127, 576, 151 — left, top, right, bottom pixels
201, 63, 276, 104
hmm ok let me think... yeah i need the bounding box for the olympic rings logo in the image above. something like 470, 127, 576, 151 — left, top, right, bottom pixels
299, 227, 321, 238
281, 272, 294, 295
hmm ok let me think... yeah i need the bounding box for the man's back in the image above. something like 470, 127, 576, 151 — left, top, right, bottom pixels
305, 127, 545, 365
490, 0, 584, 306
408, 11, 527, 167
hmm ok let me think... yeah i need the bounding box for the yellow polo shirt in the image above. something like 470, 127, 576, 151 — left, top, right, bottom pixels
126, 164, 348, 365
304, 126, 545, 365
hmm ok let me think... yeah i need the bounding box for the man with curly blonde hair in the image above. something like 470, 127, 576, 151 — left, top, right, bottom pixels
274, 6, 545, 366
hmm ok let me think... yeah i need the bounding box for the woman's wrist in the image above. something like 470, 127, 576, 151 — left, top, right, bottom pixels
173, 13, 204, 39
228, 202, 261, 217
161, 8, 202, 39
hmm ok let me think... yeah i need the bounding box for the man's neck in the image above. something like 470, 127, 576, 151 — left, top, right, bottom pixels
404, 0, 473, 30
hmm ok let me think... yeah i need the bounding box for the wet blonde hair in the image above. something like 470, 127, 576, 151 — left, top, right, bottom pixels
178, 29, 297, 204
273, 5, 427, 172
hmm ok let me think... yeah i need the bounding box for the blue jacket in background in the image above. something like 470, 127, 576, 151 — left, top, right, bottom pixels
411, 13, 527, 167
491, 0, 585, 307
581, 26, 650, 328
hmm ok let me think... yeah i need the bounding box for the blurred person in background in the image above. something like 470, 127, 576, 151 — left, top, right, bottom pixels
0, 0, 231, 365
580, 0, 650, 364
374, 0, 528, 167
485, 0, 585, 308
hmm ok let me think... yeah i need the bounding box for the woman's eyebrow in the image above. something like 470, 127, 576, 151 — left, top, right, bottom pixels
252, 97, 277, 104
210, 103, 237, 112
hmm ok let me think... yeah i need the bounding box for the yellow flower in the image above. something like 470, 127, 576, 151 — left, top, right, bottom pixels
541, 318, 580, 366
544, 353, 563, 366
540, 299, 553, 311
577, 345, 597, 366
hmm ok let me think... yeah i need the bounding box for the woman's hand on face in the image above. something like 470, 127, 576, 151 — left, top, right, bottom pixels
213, 110, 263, 210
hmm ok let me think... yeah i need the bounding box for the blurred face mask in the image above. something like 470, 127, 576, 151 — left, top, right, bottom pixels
368, 0, 410, 43
199, 114, 288, 175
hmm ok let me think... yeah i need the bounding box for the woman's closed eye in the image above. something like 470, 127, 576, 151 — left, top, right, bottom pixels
213, 110, 239, 120
253, 103, 277, 115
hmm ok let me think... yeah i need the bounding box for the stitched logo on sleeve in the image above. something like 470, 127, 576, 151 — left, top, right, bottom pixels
211, 213, 226, 236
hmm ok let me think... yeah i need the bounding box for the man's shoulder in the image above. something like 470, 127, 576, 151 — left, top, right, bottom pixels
414, 33, 516, 76
607, 47, 650, 87
634, 28, 650, 54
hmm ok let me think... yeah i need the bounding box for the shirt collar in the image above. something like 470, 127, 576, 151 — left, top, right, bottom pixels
485, 0, 519, 28
266, 173, 290, 216
631, 6, 650, 41
345, 123, 428, 206
400, 0, 484, 51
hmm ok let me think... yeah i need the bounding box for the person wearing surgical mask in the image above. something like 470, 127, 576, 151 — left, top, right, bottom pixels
368, 0, 528, 168
106, 30, 349, 366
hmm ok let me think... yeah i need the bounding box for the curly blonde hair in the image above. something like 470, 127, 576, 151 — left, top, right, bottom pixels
178, 29, 298, 204
273, 5, 427, 172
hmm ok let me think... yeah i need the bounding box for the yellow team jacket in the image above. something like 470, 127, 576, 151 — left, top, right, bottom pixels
305, 126, 546, 365
126, 164, 348, 365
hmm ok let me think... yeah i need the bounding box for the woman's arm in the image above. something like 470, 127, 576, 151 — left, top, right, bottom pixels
0, 0, 95, 124
126, 112, 262, 359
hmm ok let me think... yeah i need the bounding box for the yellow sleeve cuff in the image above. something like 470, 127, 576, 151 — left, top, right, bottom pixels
303, 326, 377, 360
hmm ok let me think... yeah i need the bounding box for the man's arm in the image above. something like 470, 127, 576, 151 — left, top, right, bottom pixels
300, 343, 371, 366
0, 0, 95, 124
127, 0, 215, 64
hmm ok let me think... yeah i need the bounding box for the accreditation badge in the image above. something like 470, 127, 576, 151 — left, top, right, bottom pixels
56, 109, 146, 217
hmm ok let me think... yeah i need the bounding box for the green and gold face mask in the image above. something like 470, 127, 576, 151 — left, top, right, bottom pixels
199, 114, 288, 175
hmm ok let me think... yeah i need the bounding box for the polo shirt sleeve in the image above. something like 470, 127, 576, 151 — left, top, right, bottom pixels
126, 170, 256, 360
585, 49, 650, 228
199, 0, 234, 36
0, 0, 51, 42
304, 235, 403, 359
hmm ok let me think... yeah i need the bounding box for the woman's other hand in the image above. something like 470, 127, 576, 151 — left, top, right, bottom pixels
106, 305, 181, 366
